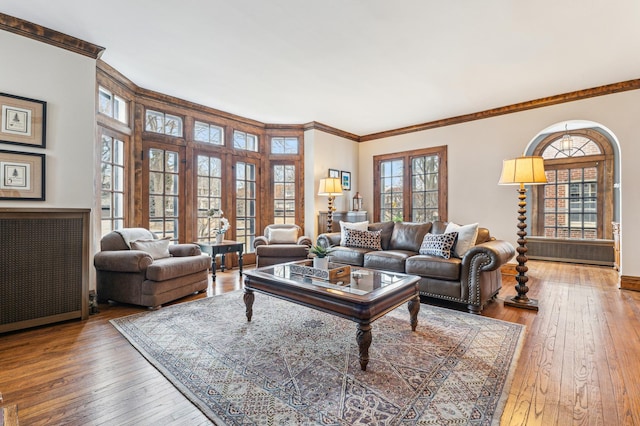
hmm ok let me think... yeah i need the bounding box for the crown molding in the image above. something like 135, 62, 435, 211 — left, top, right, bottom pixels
0, 13, 105, 59
303, 121, 360, 141
360, 78, 640, 142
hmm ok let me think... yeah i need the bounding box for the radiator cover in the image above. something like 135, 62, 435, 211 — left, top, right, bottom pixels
526, 236, 615, 266
0, 209, 89, 333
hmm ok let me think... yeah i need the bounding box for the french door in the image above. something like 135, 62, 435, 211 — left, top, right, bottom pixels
142, 141, 185, 242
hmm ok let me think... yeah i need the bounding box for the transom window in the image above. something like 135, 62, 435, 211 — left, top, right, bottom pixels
374, 146, 447, 223
145, 109, 183, 137
98, 86, 127, 124
233, 130, 258, 152
194, 121, 224, 145
271, 137, 298, 154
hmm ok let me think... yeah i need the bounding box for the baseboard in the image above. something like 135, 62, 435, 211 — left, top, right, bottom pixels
620, 275, 640, 292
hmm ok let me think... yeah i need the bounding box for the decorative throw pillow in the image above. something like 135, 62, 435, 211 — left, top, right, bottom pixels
130, 237, 171, 259
419, 232, 458, 259
444, 222, 479, 258
339, 220, 369, 245
268, 227, 298, 244
343, 228, 382, 250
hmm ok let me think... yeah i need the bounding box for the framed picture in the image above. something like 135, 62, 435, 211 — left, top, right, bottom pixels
341, 170, 351, 191
328, 168, 340, 178
0, 149, 46, 200
0, 93, 47, 148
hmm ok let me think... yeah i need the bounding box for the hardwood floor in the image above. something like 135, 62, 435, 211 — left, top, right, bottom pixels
1, 261, 638, 425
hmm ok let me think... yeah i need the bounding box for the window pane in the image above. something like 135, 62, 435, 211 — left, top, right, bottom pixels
98, 88, 112, 116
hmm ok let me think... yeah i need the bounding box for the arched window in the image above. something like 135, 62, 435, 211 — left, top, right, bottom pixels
531, 128, 614, 240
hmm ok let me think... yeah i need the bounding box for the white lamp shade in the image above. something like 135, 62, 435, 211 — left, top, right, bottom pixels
499, 156, 548, 185
318, 177, 343, 196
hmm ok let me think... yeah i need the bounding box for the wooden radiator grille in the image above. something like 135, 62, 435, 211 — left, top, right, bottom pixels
526, 237, 615, 267
0, 210, 89, 332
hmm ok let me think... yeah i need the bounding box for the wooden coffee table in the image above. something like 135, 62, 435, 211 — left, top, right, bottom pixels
242, 261, 420, 371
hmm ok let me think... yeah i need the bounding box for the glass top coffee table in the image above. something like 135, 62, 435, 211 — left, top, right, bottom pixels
242, 260, 421, 371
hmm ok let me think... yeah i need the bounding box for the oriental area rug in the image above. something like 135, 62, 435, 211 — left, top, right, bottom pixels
111, 291, 525, 425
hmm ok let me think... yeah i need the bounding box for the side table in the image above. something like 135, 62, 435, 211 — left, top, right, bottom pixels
197, 240, 244, 278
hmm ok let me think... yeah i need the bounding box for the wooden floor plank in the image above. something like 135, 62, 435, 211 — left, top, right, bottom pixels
0, 261, 635, 425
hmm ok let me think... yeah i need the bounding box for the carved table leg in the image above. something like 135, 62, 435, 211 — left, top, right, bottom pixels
356, 322, 372, 371
244, 289, 254, 322
408, 295, 420, 331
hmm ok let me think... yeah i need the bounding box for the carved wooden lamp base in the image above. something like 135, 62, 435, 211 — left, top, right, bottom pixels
505, 185, 539, 311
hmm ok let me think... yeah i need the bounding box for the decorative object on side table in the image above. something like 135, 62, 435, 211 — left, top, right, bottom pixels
352, 191, 363, 211
499, 155, 548, 311
309, 244, 331, 269
207, 208, 230, 244
317, 177, 343, 232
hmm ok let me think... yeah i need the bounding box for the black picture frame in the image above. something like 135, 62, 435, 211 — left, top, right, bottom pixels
0, 93, 47, 148
328, 168, 340, 178
0, 149, 46, 200
341, 170, 351, 191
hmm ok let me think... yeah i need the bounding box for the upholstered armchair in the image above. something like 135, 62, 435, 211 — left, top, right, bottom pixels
94, 228, 210, 309
253, 224, 313, 267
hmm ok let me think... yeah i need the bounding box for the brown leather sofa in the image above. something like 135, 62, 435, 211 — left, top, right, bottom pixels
94, 228, 210, 309
253, 224, 313, 267
317, 221, 515, 314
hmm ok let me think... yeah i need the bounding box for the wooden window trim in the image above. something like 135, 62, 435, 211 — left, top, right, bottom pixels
373, 145, 448, 223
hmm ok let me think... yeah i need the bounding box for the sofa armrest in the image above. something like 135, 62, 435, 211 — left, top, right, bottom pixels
254, 236, 269, 248
297, 236, 313, 247
169, 243, 202, 257
94, 250, 153, 272
317, 232, 341, 249
459, 240, 515, 303
462, 240, 515, 271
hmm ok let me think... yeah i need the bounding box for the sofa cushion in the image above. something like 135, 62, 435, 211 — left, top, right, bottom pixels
364, 250, 413, 273
406, 255, 461, 281
368, 221, 395, 250
328, 245, 371, 266
344, 228, 382, 250
419, 232, 458, 259
267, 227, 298, 244
256, 244, 309, 257
146, 254, 211, 281
389, 222, 432, 252
445, 222, 479, 258
131, 237, 171, 259
340, 220, 369, 245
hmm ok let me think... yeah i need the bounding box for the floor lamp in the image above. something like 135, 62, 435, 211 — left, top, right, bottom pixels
498, 156, 547, 311
318, 177, 343, 232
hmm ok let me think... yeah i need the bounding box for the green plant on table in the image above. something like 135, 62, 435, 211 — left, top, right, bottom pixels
309, 244, 332, 258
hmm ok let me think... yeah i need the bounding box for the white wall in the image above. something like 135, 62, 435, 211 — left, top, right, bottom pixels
304, 129, 359, 239
358, 90, 640, 277
0, 30, 97, 280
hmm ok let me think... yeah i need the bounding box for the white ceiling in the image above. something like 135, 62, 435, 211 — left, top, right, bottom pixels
3, 1, 640, 135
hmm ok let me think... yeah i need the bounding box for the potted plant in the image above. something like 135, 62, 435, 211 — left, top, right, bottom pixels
309, 244, 331, 269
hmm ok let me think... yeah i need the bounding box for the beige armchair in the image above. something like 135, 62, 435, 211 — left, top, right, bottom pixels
94, 228, 210, 309
253, 224, 312, 267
